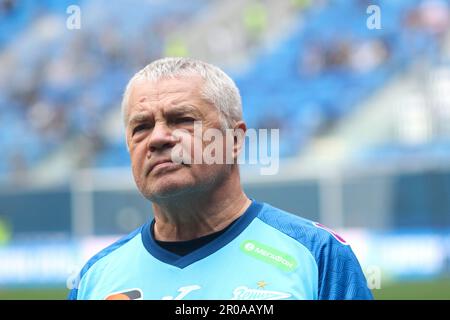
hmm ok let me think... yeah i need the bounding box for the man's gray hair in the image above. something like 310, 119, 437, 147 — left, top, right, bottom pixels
121, 57, 243, 129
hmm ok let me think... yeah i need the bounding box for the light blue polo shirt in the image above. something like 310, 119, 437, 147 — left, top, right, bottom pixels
68, 200, 373, 300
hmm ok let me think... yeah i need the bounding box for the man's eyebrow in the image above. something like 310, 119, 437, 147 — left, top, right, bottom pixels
128, 113, 152, 126
128, 105, 200, 126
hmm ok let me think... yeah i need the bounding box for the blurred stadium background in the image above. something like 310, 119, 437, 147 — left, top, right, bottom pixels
1, 0, 450, 299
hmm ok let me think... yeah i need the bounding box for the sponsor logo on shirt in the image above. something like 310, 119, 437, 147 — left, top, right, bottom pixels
240, 240, 297, 272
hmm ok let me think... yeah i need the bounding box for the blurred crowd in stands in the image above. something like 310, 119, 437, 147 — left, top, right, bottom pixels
0, 0, 449, 183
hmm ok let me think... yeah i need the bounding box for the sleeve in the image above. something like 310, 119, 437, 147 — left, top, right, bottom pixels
66, 264, 98, 300
67, 288, 78, 300
66, 262, 92, 300
317, 240, 373, 300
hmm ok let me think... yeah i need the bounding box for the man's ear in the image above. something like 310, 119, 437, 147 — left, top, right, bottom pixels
232, 120, 247, 160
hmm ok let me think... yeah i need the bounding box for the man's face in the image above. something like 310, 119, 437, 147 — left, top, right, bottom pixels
126, 76, 231, 200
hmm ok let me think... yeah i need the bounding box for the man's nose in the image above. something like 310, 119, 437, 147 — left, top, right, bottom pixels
147, 122, 178, 152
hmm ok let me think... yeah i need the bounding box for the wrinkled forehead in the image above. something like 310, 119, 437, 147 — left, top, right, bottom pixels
129, 75, 205, 107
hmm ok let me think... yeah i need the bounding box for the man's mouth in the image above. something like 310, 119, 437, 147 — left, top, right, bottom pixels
153, 161, 175, 171
148, 159, 184, 175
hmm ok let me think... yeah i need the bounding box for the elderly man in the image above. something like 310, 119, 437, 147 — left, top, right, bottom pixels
69, 57, 373, 300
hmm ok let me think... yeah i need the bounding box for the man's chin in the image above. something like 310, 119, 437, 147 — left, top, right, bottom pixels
144, 181, 195, 200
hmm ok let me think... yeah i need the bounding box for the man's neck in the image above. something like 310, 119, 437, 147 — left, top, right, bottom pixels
151, 171, 251, 241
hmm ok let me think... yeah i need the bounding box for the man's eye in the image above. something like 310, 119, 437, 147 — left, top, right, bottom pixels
132, 124, 150, 135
